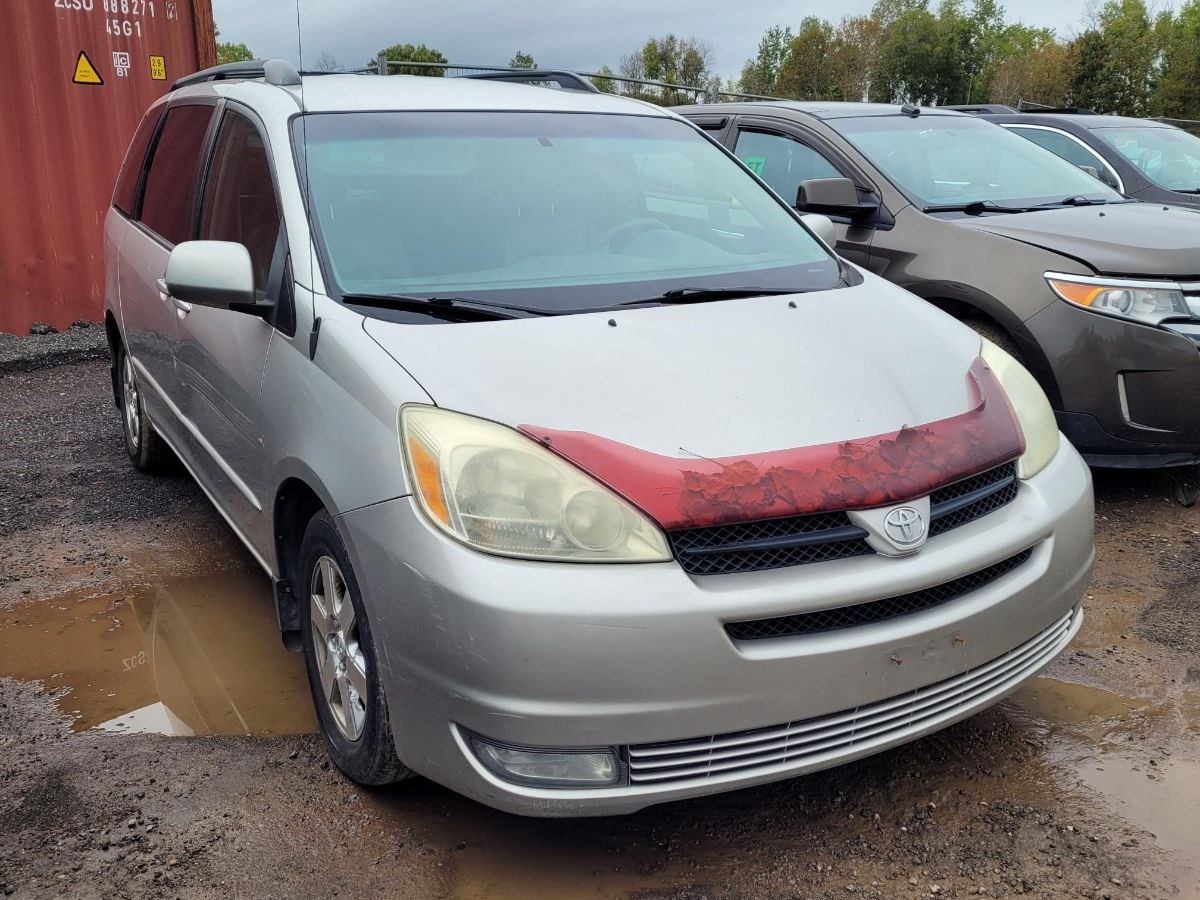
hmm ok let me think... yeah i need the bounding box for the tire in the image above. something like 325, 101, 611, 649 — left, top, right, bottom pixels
962, 316, 1024, 363
299, 511, 411, 786
115, 343, 174, 472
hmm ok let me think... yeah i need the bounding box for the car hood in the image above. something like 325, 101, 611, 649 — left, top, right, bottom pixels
952, 202, 1200, 277
363, 273, 984, 461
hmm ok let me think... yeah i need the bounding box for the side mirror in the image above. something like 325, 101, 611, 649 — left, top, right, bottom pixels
796, 177, 873, 219
164, 241, 255, 309
801, 213, 837, 248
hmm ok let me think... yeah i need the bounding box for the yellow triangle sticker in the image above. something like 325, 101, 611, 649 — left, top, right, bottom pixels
73, 51, 103, 85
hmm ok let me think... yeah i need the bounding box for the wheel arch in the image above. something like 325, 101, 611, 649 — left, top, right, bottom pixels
920, 289, 1064, 409
272, 472, 333, 650
104, 310, 123, 408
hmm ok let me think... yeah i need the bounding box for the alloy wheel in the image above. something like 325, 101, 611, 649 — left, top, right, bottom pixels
121, 353, 140, 455
310, 555, 368, 741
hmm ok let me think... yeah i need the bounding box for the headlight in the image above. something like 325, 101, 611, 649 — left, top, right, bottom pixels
979, 339, 1059, 479
400, 406, 671, 562
1045, 272, 1192, 326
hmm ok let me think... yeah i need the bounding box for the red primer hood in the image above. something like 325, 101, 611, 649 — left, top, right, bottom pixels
521, 358, 1024, 530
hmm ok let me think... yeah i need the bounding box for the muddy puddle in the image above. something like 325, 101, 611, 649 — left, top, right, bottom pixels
0, 571, 316, 736
1009, 677, 1200, 899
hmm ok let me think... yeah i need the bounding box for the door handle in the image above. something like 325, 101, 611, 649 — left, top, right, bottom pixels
156, 278, 192, 315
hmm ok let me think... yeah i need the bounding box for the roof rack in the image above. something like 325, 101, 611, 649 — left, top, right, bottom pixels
172, 58, 302, 90
462, 69, 600, 93
941, 104, 1019, 114
1015, 106, 1099, 115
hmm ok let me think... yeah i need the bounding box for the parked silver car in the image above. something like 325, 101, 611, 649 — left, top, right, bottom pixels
103, 60, 1093, 816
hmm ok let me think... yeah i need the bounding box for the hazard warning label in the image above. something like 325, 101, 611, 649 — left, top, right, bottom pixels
72, 51, 103, 85
149, 55, 166, 80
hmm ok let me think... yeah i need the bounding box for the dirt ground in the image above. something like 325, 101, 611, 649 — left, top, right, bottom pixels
1, 358, 1197, 900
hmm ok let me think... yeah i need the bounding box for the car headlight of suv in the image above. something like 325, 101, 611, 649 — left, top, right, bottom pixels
1045, 272, 1193, 326
979, 338, 1059, 480
400, 406, 671, 562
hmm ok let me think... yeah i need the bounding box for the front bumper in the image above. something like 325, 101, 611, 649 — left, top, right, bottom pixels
338, 442, 1093, 816
1022, 298, 1200, 466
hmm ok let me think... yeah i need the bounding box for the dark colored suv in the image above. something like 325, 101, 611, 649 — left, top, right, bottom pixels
675, 102, 1200, 467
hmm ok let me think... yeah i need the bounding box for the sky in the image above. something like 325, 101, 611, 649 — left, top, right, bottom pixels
211, 0, 1138, 83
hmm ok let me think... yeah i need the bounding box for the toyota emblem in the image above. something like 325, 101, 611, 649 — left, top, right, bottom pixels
883, 506, 926, 545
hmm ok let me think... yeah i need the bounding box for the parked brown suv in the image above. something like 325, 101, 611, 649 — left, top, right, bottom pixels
677, 102, 1200, 468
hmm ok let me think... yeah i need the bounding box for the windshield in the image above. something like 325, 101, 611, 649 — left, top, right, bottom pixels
294, 112, 841, 312
835, 114, 1123, 210
1093, 125, 1200, 192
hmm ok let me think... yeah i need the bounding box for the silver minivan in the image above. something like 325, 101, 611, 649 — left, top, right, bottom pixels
103, 60, 1094, 816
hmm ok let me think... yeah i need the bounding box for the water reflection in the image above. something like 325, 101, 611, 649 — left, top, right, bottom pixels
0, 572, 316, 736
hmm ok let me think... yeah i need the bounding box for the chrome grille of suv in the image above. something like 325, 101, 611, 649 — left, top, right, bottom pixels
669, 462, 1019, 576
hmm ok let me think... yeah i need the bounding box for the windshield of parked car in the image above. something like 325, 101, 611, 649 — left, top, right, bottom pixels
835, 114, 1124, 210
294, 112, 842, 312
1092, 125, 1200, 192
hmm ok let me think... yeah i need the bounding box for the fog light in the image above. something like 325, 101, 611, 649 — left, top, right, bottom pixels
469, 736, 620, 788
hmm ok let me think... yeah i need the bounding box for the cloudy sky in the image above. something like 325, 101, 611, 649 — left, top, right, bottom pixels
211, 0, 1127, 82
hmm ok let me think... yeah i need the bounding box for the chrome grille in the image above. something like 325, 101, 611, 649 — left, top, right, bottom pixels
669, 462, 1019, 576
724, 547, 1033, 641
625, 609, 1076, 785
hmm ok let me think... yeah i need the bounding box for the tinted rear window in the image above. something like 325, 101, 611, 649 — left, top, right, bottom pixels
140, 104, 214, 245
113, 107, 163, 216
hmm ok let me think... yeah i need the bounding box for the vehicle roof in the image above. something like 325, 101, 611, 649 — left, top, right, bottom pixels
675, 101, 971, 120
982, 112, 1176, 131
177, 73, 669, 117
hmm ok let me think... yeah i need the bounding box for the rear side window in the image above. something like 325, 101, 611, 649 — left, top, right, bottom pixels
140, 104, 215, 245
199, 110, 282, 294
113, 107, 163, 216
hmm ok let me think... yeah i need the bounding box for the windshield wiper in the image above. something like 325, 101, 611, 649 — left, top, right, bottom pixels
340, 292, 550, 321
922, 200, 1032, 214
1032, 196, 1109, 208
616, 286, 805, 307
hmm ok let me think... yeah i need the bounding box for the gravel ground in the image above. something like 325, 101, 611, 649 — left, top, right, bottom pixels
0, 324, 107, 375
1, 351, 1197, 900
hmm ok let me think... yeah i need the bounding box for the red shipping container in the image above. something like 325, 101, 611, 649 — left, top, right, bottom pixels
0, 0, 216, 333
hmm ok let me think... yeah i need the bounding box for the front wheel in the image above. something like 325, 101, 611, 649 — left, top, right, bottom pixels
116, 343, 173, 472
299, 511, 411, 786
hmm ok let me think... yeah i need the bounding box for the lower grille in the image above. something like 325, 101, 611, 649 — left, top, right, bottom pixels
626, 609, 1076, 785
724, 547, 1034, 641
670, 462, 1019, 576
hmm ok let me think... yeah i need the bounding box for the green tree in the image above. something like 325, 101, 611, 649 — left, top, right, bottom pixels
777, 17, 836, 100
590, 64, 618, 94
214, 26, 254, 65
372, 43, 448, 76
1093, 0, 1159, 115
1154, 1, 1200, 118
1067, 30, 1113, 111
873, 4, 943, 103
509, 51, 536, 69
737, 25, 793, 96
619, 35, 716, 104
827, 16, 883, 101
